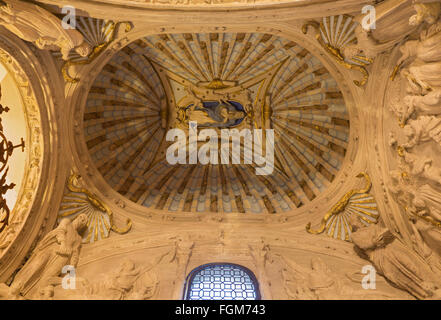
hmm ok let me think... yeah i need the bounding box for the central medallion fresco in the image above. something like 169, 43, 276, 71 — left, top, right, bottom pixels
177, 94, 247, 129
83, 32, 350, 214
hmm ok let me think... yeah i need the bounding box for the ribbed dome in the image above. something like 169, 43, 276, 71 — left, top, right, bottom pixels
84, 32, 349, 214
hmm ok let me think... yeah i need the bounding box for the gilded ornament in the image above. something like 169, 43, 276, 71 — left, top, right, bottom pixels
302, 15, 372, 87
306, 172, 379, 241
58, 174, 132, 243
62, 21, 133, 83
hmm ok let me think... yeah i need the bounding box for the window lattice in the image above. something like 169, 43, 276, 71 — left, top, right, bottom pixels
185, 264, 259, 300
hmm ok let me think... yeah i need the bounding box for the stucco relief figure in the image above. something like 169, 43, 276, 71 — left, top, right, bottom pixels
389, 170, 441, 227
409, 2, 441, 26
402, 61, 441, 93
170, 236, 194, 286
398, 28, 441, 66
410, 184, 441, 222
351, 223, 441, 299
403, 90, 441, 121
0, 0, 91, 60
248, 238, 272, 290
402, 116, 441, 149
396, 20, 441, 93
343, 0, 418, 62
409, 216, 441, 263
72, 259, 160, 300
279, 257, 325, 300
403, 198, 441, 278
389, 170, 414, 209
389, 170, 441, 268
279, 256, 382, 300
396, 21, 441, 119
403, 151, 441, 186
6, 214, 87, 299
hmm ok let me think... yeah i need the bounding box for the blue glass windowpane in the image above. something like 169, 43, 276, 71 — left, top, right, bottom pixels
185, 264, 259, 300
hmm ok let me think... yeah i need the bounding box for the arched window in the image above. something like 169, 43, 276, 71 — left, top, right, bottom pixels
183, 263, 260, 300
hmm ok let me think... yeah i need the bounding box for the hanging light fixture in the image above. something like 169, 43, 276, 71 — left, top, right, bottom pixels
0, 83, 25, 232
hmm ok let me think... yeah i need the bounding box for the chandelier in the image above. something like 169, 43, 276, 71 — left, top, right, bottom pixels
0, 84, 25, 232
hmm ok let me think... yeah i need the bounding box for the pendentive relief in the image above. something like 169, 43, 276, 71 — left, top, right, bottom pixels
387, 0, 441, 263
58, 173, 132, 244
302, 15, 373, 87
370, 1, 441, 300
306, 172, 380, 242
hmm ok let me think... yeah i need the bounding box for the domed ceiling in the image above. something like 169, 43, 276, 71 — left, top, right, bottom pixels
83, 32, 350, 214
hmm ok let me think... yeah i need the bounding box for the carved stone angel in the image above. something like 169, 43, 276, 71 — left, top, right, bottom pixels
351, 223, 441, 299
0, 0, 91, 60
7, 214, 87, 299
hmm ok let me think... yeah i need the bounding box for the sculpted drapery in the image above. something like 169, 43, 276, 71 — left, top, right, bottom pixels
0, 0, 91, 59
8, 214, 87, 299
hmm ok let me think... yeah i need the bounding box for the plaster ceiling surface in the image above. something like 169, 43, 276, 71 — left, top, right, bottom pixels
83, 32, 350, 214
